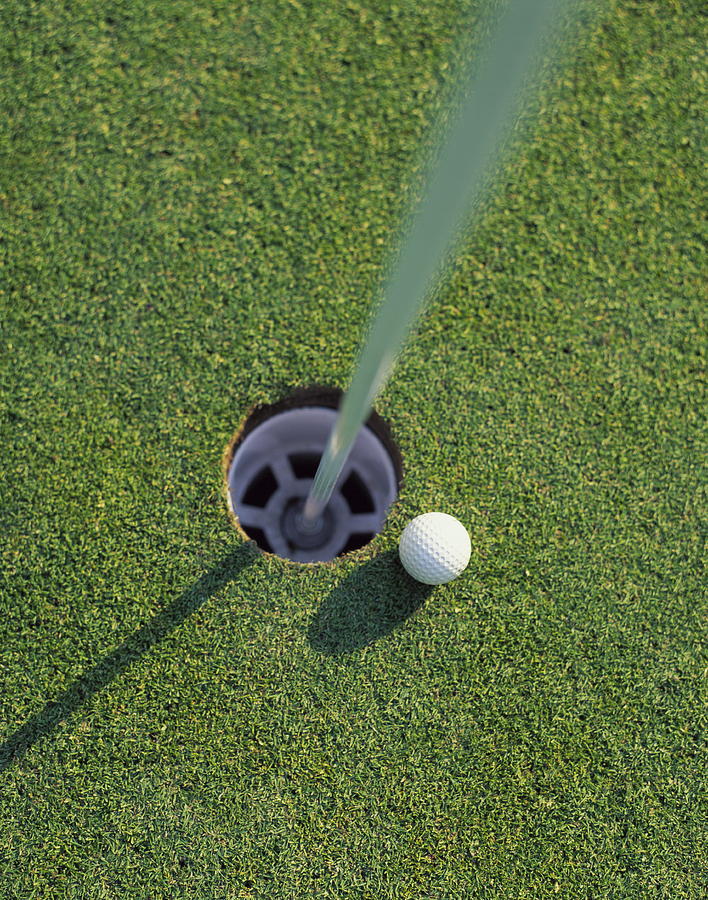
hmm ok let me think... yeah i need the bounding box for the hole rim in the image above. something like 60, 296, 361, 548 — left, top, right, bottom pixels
223, 385, 403, 565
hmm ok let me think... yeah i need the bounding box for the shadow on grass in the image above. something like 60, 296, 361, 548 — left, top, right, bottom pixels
0, 543, 258, 775
308, 550, 434, 654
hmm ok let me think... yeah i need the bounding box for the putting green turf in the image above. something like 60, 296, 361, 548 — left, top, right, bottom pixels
1, 0, 705, 896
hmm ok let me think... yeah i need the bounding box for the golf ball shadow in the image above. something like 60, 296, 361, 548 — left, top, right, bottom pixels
307, 550, 434, 654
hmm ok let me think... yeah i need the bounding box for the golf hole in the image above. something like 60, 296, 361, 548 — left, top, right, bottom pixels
224, 387, 402, 563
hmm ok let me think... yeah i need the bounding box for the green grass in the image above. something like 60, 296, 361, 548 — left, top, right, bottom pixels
0, 0, 705, 896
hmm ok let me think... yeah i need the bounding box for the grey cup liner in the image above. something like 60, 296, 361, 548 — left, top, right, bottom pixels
227, 407, 398, 563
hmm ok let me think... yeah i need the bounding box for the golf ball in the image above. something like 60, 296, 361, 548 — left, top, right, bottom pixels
399, 512, 471, 585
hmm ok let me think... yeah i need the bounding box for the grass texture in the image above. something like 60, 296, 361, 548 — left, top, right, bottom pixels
0, 0, 705, 897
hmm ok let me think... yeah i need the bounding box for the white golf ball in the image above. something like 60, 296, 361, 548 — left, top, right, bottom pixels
399, 512, 471, 585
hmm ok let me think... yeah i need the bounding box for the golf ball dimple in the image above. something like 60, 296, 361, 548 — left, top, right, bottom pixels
399, 513, 471, 585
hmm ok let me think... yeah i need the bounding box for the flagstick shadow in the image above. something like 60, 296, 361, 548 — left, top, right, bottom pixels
0, 543, 258, 774
308, 550, 434, 654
